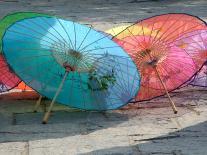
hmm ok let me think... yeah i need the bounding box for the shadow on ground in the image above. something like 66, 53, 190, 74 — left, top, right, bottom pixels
0, 99, 131, 143
0, 87, 206, 144
79, 121, 207, 155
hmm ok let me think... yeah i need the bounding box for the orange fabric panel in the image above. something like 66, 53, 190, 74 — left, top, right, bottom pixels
16, 82, 33, 91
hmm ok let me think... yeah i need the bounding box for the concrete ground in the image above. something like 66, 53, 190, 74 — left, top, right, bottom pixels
0, 0, 207, 154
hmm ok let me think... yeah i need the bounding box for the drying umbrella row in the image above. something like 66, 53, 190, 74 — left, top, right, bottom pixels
0, 12, 207, 123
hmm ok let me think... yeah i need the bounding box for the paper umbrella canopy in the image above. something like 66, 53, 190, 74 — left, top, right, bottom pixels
0, 12, 51, 92
190, 62, 207, 87
185, 30, 207, 87
0, 54, 20, 92
105, 25, 130, 37
170, 30, 207, 88
2, 16, 141, 110
111, 13, 207, 102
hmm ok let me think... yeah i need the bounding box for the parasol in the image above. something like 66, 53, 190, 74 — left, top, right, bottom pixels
182, 30, 207, 87
2, 16, 140, 123
0, 12, 50, 92
106, 25, 130, 37
112, 13, 207, 113
0, 12, 50, 51
0, 54, 20, 93
190, 63, 207, 87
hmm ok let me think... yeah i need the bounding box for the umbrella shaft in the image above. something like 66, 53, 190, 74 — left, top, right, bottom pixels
33, 95, 43, 112
147, 52, 177, 114
154, 67, 178, 114
42, 71, 69, 123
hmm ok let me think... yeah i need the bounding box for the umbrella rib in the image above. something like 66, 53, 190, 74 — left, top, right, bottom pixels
56, 19, 75, 49
11, 59, 55, 92
77, 71, 87, 110
79, 55, 137, 76
73, 21, 77, 50
191, 36, 206, 51
162, 23, 206, 45
82, 54, 133, 68
167, 39, 207, 50
87, 58, 137, 77
0, 73, 20, 90
114, 37, 139, 49
125, 27, 146, 50
9, 57, 56, 79
162, 56, 197, 73
22, 58, 62, 94
81, 56, 137, 103
148, 17, 157, 45
114, 56, 132, 93
129, 67, 140, 99
166, 30, 207, 47
13, 21, 70, 51
151, 14, 199, 47
4, 36, 66, 53
78, 33, 112, 52
77, 26, 93, 51
158, 59, 196, 89
82, 50, 133, 60
145, 69, 155, 101
157, 63, 180, 91
67, 72, 76, 108
127, 58, 130, 96
5, 53, 55, 62
87, 72, 108, 110
148, 14, 172, 46
161, 59, 197, 82
5, 29, 66, 53
88, 53, 134, 60
80, 46, 120, 57
39, 17, 71, 50
85, 60, 125, 91
154, 22, 205, 48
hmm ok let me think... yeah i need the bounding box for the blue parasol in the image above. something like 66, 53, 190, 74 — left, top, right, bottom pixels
2, 16, 140, 123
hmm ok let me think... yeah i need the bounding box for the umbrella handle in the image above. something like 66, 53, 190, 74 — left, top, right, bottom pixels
33, 95, 43, 112
154, 67, 178, 114
42, 71, 69, 124
147, 51, 178, 114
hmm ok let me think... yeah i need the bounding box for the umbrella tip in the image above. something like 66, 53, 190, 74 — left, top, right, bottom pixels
42, 121, 47, 124
174, 111, 178, 114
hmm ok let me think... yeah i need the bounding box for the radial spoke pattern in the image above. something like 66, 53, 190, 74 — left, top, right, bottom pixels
2, 16, 140, 110
179, 30, 207, 87
0, 12, 51, 92
110, 13, 207, 101
190, 62, 207, 87
0, 54, 21, 93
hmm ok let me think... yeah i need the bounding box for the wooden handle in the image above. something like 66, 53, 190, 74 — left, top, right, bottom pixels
154, 67, 178, 114
33, 95, 43, 112
147, 51, 178, 114
42, 71, 69, 124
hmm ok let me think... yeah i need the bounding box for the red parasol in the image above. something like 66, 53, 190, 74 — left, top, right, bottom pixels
113, 13, 207, 113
